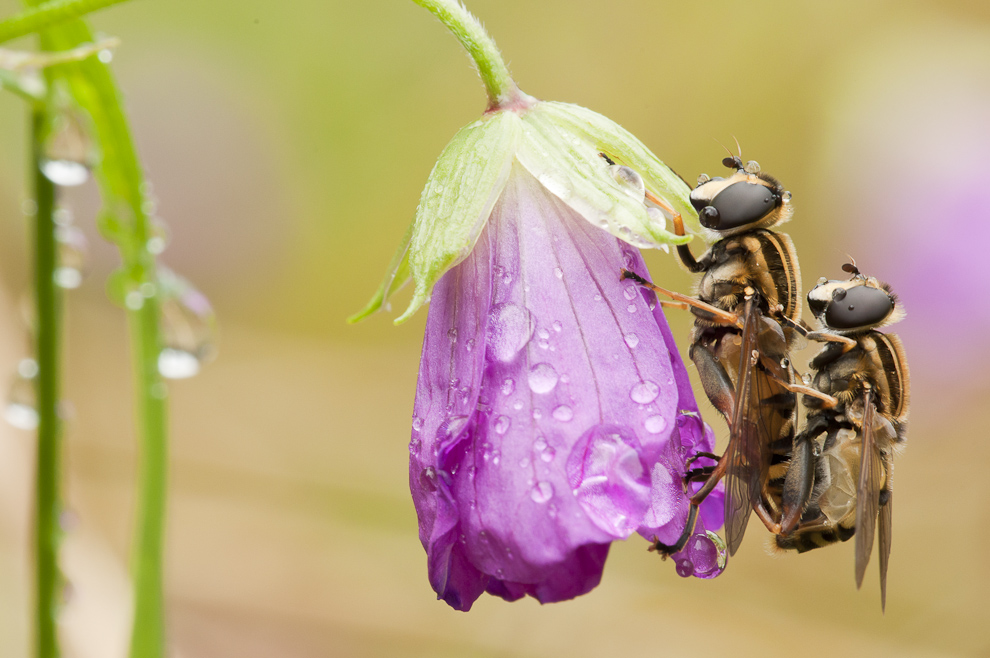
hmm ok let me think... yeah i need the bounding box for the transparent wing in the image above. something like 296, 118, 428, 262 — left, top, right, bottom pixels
723, 299, 763, 555
879, 466, 893, 611
855, 389, 884, 588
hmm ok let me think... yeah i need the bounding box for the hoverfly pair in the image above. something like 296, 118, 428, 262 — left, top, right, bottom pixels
617, 152, 909, 609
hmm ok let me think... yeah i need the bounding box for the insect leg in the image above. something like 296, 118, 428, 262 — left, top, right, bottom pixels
780, 415, 829, 535
652, 501, 699, 556
689, 342, 737, 421
620, 270, 742, 327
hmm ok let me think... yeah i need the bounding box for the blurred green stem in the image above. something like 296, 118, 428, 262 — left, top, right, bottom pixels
32, 110, 62, 658
410, 0, 523, 110
0, 0, 130, 45
26, 6, 169, 656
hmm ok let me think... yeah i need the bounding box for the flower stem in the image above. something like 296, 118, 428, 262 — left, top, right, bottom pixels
32, 109, 62, 658
0, 0, 131, 45
410, 0, 524, 110
27, 9, 169, 656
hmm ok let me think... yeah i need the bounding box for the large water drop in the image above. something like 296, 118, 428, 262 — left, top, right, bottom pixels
527, 363, 559, 394
156, 268, 217, 379
487, 304, 534, 363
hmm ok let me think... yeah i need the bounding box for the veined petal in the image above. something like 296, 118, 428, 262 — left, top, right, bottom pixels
515, 105, 689, 250
535, 101, 703, 235
398, 111, 521, 323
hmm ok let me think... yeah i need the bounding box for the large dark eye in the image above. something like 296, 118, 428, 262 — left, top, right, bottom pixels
824, 286, 893, 329
708, 182, 777, 229
699, 206, 720, 228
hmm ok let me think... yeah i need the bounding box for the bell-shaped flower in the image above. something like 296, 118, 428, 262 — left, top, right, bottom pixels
351, 0, 725, 610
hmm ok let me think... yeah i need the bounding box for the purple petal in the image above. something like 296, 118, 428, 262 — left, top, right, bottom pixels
410, 168, 717, 610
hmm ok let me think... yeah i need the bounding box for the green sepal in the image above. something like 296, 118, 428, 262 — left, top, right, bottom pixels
346, 219, 412, 323
392, 110, 520, 324
534, 101, 702, 236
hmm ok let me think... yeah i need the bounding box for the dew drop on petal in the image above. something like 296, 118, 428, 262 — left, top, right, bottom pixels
53, 225, 88, 290
412, 416, 423, 432
552, 405, 573, 422
630, 381, 660, 404
494, 415, 511, 435
554, 267, 564, 279
675, 558, 694, 578
552, 321, 562, 332
624, 333, 639, 348
627, 304, 637, 313
610, 165, 646, 200
644, 415, 667, 434
501, 379, 515, 396
623, 286, 637, 301
41, 160, 89, 187
540, 446, 556, 463
531, 481, 554, 504
534, 436, 548, 452
487, 304, 535, 363
527, 363, 559, 394
691, 531, 728, 578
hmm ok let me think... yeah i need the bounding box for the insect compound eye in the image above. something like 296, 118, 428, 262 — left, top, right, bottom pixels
707, 182, 777, 229
699, 206, 720, 228
824, 285, 894, 329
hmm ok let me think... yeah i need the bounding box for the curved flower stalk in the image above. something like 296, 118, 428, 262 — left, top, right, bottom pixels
352, 0, 726, 609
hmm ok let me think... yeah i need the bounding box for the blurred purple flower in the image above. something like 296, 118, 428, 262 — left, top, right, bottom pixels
409, 169, 723, 611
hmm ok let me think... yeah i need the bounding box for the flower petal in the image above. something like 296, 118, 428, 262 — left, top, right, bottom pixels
409, 218, 494, 609
516, 107, 688, 250
456, 169, 689, 592
535, 101, 703, 235
398, 111, 521, 323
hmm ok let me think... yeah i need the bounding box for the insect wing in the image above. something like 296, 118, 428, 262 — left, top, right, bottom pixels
879, 483, 892, 611
855, 390, 884, 588
723, 299, 763, 555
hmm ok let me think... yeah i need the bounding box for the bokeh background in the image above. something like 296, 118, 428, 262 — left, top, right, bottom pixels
0, 0, 989, 656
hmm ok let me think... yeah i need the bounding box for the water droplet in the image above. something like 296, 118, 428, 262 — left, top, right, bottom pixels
610, 165, 646, 200
782, 190, 793, 202
51, 225, 88, 289
537, 328, 550, 340
157, 268, 217, 379
540, 446, 556, 462
501, 378, 515, 395
644, 415, 667, 434
552, 321, 562, 332
408, 439, 421, 454
691, 531, 728, 578
696, 173, 711, 186
4, 359, 38, 430
420, 466, 438, 491
41, 160, 88, 187
552, 405, 573, 422
630, 381, 660, 404
534, 436, 548, 452
494, 415, 511, 435
446, 415, 470, 438
527, 363, 559, 394
412, 416, 423, 431
568, 425, 651, 536
492, 449, 501, 466
42, 110, 91, 186
624, 334, 639, 348
593, 294, 602, 301
531, 481, 554, 503
465, 338, 476, 352
487, 304, 535, 362
97, 49, 113, 64
744, 160, 761, 174
519, 457, 530, 468
532, 408, 543, 420
447, 327, 458, 343
554, 267, 564, 279
513, 400, 523, 411
623, 286, 637, 301
626, 304, 637, 313
675, 558, 694, 578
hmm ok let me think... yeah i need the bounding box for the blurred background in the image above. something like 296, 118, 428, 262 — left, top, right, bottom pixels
0, 0, 988, 655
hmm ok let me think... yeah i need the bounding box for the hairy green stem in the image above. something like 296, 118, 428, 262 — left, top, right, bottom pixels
32, 109, 62, 658
0, 0, 131, 45
411, 0, 522, 110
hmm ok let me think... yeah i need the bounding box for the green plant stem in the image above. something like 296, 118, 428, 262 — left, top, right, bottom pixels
32, 109, 62, 658
0, 0, 131, 45
27, 7, 168, 657
410, 0, 523, 110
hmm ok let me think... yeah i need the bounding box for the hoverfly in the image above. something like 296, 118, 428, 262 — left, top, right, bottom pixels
621, 152, 824, 555
774, 262, 909, 610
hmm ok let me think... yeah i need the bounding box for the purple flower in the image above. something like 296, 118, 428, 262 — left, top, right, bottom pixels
408, 170, 723, 610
